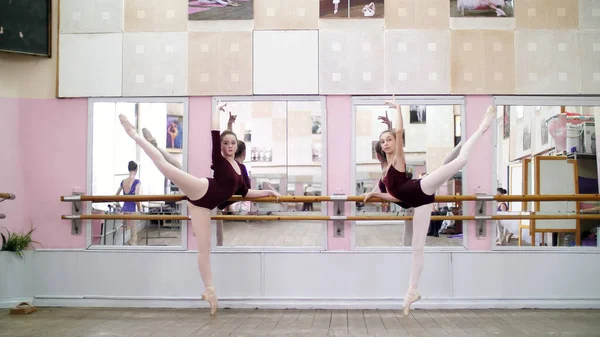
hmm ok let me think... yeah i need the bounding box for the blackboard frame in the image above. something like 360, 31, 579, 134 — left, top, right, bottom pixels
0, 0, 52, 57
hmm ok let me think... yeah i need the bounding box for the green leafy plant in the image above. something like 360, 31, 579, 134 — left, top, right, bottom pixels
1, 226, 39, 258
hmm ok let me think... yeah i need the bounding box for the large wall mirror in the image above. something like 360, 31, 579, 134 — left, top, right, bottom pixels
351, 97, 465, 249
87, 98, 188, 250
212, 97, 327, 249
493, 97, 600, 250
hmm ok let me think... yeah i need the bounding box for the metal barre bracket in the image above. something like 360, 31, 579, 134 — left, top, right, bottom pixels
0, 213, 5, 220
332, 193, 345, 238
71, 192, 83, 235
475, 192, 487, 238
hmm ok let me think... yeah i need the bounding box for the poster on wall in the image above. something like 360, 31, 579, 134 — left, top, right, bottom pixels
449, 0, 514, 18
189, 0, 253, 20
320, 0, 384, 19
166, 115, 183, 153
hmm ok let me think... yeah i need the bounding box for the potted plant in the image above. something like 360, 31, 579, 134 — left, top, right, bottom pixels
0, 225, 39, 310
1, 226, 39, 258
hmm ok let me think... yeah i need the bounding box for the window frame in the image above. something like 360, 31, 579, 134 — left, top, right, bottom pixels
86, 97, 190, 251
350, 95, 468, 252
210, 95, 329, 252
492, 95, 600, 253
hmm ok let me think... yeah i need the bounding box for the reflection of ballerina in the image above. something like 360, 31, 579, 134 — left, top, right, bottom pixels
362, 2, 375, 16
333, 0, 339, 14
457, 0, 507, 16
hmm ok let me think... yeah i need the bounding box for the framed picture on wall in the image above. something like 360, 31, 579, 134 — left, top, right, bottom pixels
189, 0, 253, 21
166, 115, 183, 153
320, 0, 384, 19
503, 107, 510, 139
449, 0, 514, 18
409, 105, 426, 124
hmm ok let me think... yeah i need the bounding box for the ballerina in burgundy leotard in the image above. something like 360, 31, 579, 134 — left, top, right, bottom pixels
363, 98, 496, 316
119, 102, 280, 316
363, 111, 464, 246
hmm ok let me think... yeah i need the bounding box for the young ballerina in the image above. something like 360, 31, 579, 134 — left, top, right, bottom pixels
115, 160, 142, 245
365, 110, 464, 246
118, 102, 280, 316
364, 99, 496, 315
141, 111, 251, 246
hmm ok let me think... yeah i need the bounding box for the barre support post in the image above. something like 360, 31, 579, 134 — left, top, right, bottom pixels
475, 192, 487, 238
71, 192, 83, 235
332, 192, 345, 238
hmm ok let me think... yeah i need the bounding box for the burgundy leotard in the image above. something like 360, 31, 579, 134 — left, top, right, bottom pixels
217, 163, 251, 210
378, 179, 410, 209
186, 130, 249, 210
382, 165, 435, 208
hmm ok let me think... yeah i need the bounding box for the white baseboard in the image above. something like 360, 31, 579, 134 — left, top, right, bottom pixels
32, 296, 600, 310
0, 298, 34, 309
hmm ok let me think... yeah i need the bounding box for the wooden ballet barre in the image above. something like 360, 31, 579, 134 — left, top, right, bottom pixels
62, 213, 600, 221
60, 194, 600, 203
0, 193, 16, 200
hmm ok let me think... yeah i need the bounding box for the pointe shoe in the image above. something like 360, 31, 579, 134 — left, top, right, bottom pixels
119, 114, 138, 138
402, 290, 421, 316
201, 286, 218, 316
479, 105, 496, 133
142, 128, 158, 147
495, 8, 506, 16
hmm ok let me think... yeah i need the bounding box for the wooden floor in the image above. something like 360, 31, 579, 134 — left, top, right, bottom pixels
2, 308, 599, 337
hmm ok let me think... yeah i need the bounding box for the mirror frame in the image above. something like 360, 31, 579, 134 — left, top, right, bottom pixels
210, 95, 329, 252
350, 95, 468, 252
85, 97, 190, 251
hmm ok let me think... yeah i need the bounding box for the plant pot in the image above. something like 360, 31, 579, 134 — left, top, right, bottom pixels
0, 251, 32, 308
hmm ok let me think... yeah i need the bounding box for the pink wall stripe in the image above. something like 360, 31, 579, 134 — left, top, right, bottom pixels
464, 96, 494, 251
326, 96, 352, 250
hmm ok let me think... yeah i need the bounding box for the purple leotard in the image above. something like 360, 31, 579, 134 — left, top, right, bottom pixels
186, 130, 249, 210
121, 179, 140, 213
382, 165, 434, 208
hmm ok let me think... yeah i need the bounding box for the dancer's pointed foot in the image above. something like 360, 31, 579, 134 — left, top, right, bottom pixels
201, 286, 218, 316
119, 114, 139, 139
495, 8, 506, 16
142, 128, 158, 147
402, 289, 421, 316
479, 105, 496, 133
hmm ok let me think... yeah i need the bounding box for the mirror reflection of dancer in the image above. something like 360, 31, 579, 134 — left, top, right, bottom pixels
364, 98, 495, 315
115, 160, 142, 245
333, 0, 339, 14
362, 1, 375, 16
118, 103, 280, 316
368, 110, 463, 246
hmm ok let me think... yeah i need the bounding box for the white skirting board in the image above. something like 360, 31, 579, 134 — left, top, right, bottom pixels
2, 250, 600, 310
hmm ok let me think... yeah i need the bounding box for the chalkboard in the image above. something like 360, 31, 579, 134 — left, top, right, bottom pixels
0, 0, 52, 57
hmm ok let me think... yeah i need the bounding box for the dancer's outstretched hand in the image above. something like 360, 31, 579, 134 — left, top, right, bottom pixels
269, 190, 281, 202
384, 99, 399, 110
361, 192, 374, 202
217, 102, 227, 111
228, 111, 237, 124
378, 111, 392, 128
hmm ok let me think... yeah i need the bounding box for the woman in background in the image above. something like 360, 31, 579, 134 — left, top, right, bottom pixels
115, 161, 142, 246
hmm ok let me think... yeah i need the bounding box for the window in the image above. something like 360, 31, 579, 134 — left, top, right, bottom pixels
493, 96, 600, 250
351, 97, 465, 249
88, 98, 188, 249
212, 97, 327, 249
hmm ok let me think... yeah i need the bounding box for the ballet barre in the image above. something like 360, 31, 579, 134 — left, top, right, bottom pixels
62, 213, 600, 221
61, 192, 600, 239
60, 193, 600, 203
0, 193, 16, 200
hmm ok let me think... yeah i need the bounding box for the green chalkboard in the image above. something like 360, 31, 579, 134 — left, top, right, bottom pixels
0, 0, 52, 57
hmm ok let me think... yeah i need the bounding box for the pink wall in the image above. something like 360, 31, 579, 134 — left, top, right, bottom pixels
464, 96, 494, 251
21, 98, 88, 248
186, 97, 213, 250
0, 98, 87, 248
326, 96, 352, 250
0, 98, 27, 236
